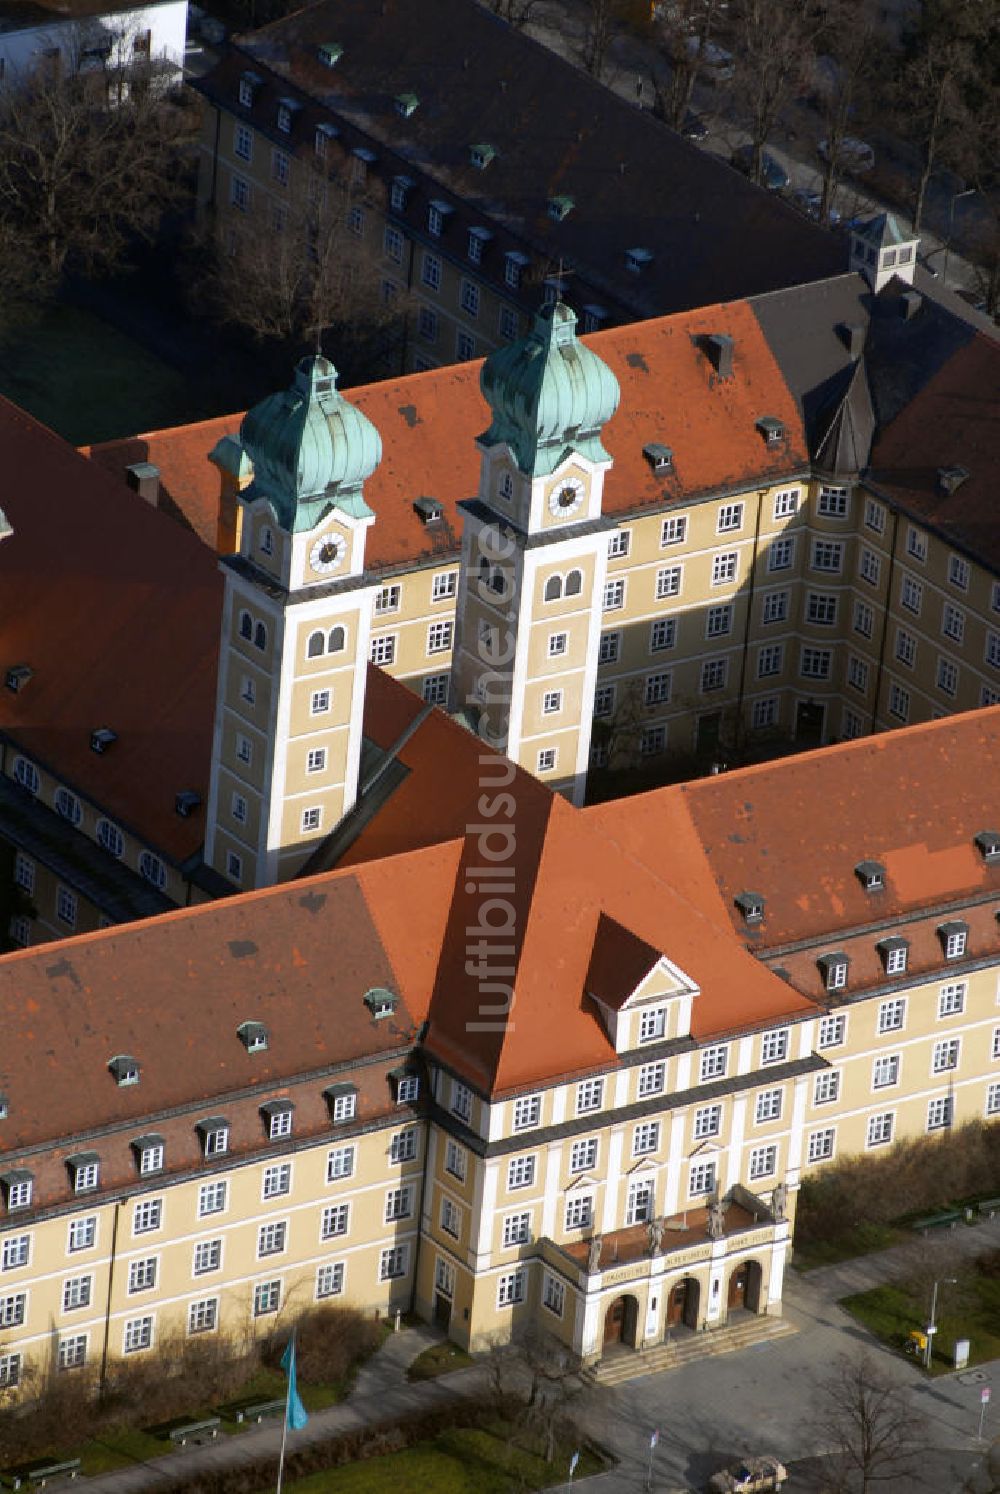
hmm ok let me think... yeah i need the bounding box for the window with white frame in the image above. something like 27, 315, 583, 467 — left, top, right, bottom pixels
543, 1275, 565, 1316
866, 1112, 894, 1148
706, 604, 733, 638
811, 540, 843, 572
56, 886, 78, 929
712, 551, 738, 585
427, 620, 453, 655
502, 1211, 531, 1247
542, 690, 563, 715
193, 1240, 221, 1276
451, 1082, 473, 1123
752, 697, 779, 730
801, 647, 832, 679
757, 644, 783, 678
942, 602, 965, 643
701, 658, 727, 692
440, 1197, 461, 1237
422, 674, 449, 706
507, 1155, 535, 1190
385, 1186, 413, 1221
317, 1262, 346, 1299
894, 629, 917, 669
0, 1353, 20, 1387
321, 1204, 349, 1240
986, 632, 1000, 670
693, 1104, 721, 1139
818, 485, 849, 517
497, 1268, 526, 1306
626, 1179, 655, 1222
432, 570, 457, 602
603, 579, 626, 611
608, 530, 631, 558
852, 599, 874, 638
593, 685, 615, 719
460, 279, 480, 317
807, 1128, 835, 1163
878, 998, 906, 1033
872, 1054, 900, 1089
639, 1006, 666, 1043
599, 632, 620, 664
932, 1038, 960, 1074
421, 251, 441, 290
375, 584, 401, 615
390, 1127, 417, 1164
68, 1216, 97, 1252
762, 590, 788, 625
644, 671, 671, 706
1, 1234, 28, 1271
807, 592, 838, 626
756, 1088, 782, 1123
688, 1162, 716, 1197
537, 747, 557, 772
565, 1194, 593, 1230
659, 514, 688, 547
699, 1045, 727, 1082
848, 655, 869, 693
883, 943, 908, 976
548, 632, 568, 658
257, 1221, 287, 1256
371, 635, 397, 666
435, 1258, 456, 1300
633, 1120, 661, 1155
133, 1199, 162, 1235
859, 548, 881, 586
864, 498, 885, 533
761, 1028, 789, 1065
949, 553, 970, 590
656, 564, 682, 600
937, 657, 959, 696
900, 575, 922, 615
198, 1181, 227, 1218
380, 1246, 408, 1281
717, 502, 744, 532
569, 1137, 597, 1173
188, 1298, 218, 1334
988, 1082, 1000, 1117
927, 1095, 953, 1131
768, 536, 794, 572
576, 1078, 603, 1114
888, 683, 910, 722
123, 1315, 153, 1353
262, 1163, 291, 1199
939, 981, 966, 1016
650, 618, 677, 652
814, 1070, 841, 1105
326, 1145, 355, 1182
254, 1281, 281, 1317
57, 1335, 87, 1371
749, 1143, 778, 1182
773, 489, 799, 518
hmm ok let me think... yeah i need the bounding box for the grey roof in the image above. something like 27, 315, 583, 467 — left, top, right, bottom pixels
196, 0, 845, 324
814, 357, 875, 477
854, 213, 912, 249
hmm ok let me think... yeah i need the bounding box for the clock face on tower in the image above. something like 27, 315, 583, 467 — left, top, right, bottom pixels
548, 476, 585, 519
309, 532, 346, 575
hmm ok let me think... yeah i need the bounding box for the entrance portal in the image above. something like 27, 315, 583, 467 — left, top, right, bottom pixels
434, 1292, 452, 1329
728, 1259, 763, 1314
603, 1294, 639, 1348
666, 1275, 700, 1330
795, 699, 824, 745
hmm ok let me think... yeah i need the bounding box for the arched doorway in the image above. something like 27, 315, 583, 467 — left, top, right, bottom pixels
603, 1294, 639, 1348
666, 1275, 700, 1331
727, 1259, 763, 1314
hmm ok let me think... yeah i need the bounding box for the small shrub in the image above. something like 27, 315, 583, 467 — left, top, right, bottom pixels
263, 1302, 382, 1387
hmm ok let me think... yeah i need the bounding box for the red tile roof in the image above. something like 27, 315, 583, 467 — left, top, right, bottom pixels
84, 301, 808, 573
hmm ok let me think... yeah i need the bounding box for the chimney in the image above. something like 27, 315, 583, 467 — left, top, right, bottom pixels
705, 333, 734, 379
125, 461, 160, 506
838, 322, 865, 359
937, 465, 969, 496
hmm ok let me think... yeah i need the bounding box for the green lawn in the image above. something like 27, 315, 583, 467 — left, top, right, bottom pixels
286, 1427, 604, 1492
406, 1343, 475, 1382
0, 303, 198, 445
842, 1272, 1000, 1373
792, 1222, 904, 1272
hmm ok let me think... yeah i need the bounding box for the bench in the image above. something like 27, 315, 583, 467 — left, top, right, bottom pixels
6, 1459, 81, 1488
979, 1197, 1000, 1219
234, 1398, 285, 1425
910, 1210, 963, 1234
167, 1416, 221, 1447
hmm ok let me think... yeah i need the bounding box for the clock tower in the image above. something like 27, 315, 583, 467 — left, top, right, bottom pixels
204, 355, 382, 890
451, 302, 620, 804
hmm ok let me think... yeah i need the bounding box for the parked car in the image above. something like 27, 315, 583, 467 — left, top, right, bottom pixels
731, 145, 789, 192
818, 135, 875, 173
790, 187, 841, 227
709, 1455, 789, 1493
681, 109, 708, 140
685, 35, 735, 81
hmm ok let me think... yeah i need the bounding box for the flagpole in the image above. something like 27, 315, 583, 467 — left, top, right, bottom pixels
276, 1333, 292, 1494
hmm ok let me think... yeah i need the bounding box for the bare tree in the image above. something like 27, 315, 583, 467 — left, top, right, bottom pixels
810, 0, 884, 222
650, 0, 724, 130
0, 38, 193, 314
485, 1326, 583, 1464
582, 0, 648, 80
194, 163, 411, 384
814, 1353, 924, 1494
486, 0, 542, 29
729, 0, 820, 187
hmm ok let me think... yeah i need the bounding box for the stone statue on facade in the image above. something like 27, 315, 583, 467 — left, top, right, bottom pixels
647, 1216, 664, 1255
587, 1234, 603, 1273
706, 1198, 728, 1240
771, 1182, 787, 1222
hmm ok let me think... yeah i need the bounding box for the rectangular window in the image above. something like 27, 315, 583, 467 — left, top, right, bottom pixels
326, 1146, 355, 1182
565, 1194, 593, 1230
499, 304, 520, 340
711, 552, 738, 585
650, 618, 677, 653
639, 1006, 666, 1044
188, 1298, 218, 1334
608, 530, 631, 558
701, 658, 727, 692
193, 1240, 222, 1276
383, 225, 403, 263
593, 685, 615, 718
872, 1054, 900, 1089
706, 604, 733, 638
198, 1181, 227, 1218
878, 999, 906, 1033
927, 1096, 953, 1132
656, 565, 682, 599
818, 1014, 846, 1049
693, 1105, 721, 1140
390, 1127, 417, 1163
502, 1211, 531, 1247
440, 1198, 461, 1237
306, 747, 326, 775
864, 498, 885, 533
757, 644, 783, 679
756, 1088, 782, 1123
888, 683, 910, 722
626, 1179, 655, 1223
807, 592, 838, 626
272, 148, 290, 186
807, 1128, 835, 1163
426, 621, 453, 655
900, 575, 922, 615
932, 1038, 961, 1074
497, 1268, 526, 1306
385, 1186, 413, 1221
644, 671, 671, 706
133, 1199, 162, 1235
768, 537, 794, 572
814, 1071, 840, 1105
460, 279, 480, 317
254, 1281, 281, 1317
258, 1221, 287, 1257
321, 1204, 349, 1240
937, 657, 959, 697
444, 1140, 467, 1183
0, 1353, 21, 1387
811, 540, 843, 572
543, 689, 563, 715
660, 516, 688, 546
57, 1335, 87, 1372
895, 629, 917, 669
507, 1155, 536, 1191
640, 724, 667, 756
866, 1113, 894, 1149
749, 1144, 777, 1181
0, 1293, 26, 1328
988, 1083, 1000, 1117
432, 570, 457, 602
123, 1316, 153, 1353
942, 603, 966, 644
456, 331, 477, 362
938, 981, 966, 1017
637, 1062, 666, 1099
633, 1120, 661, 1155
717, 501, 744, 532
801, 647, 832, 680
451, 1082, 473, 1123
68, 1217, 97, 1253
752, 696, 779, 729
761, 1028, 789, 1065
848, 655, 869, 693
569, 1137, 598, 1173
230, 173, 250, 212
986, 632, 1000, 670
700, 1045, 727, 1082
547, 633, 568, 660
773, 489, 799, 518
949, 553, 970, 590
603, 579, 626, 611
688, 1162, 716, 1197
859, 548, 881, 586
599, 632, 620, 665
762, 590, 788, 625
543, 1275, 565, 1316
421, 252, 441, 290
262, 1164, 291, 1199
576, 1078, 604, 1115
1, 1234, 28, 1271
371, 635, 397, 666
375, 584, 401, 615
317, 1262, 345, 1299
57, 886, 78, 929
818, 485, 849, 517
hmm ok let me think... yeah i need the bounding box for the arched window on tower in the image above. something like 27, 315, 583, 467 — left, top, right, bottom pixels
253, 621, 267, 651
489, 566, 507, 596
328, 625, 346, 653
307, 630, 325, 658
544, 575, 563, 602
239, 610, 253, 640
565, 569, 583, 597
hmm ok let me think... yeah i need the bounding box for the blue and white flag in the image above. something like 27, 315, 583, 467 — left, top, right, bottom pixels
280, 1333, 309, 1431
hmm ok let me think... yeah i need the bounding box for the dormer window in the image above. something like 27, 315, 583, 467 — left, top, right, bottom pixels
68, 1153, 100, 1193
548, 194, 574, 221
351, 148, 376, 183
175, 790, 202, 818
582, 304, 607, 333
643, 443, 673, 475
91, 728, 117, 754
317, 41, 342, 67
638, 1006, 667, 1044
109, 1054, 140, 1087
5, 665, 31, 692
197, 1117, 229, 1157
391, 1069, 421, 1105
237, 1020, 269, 1053
975, 831, 1000, 864
324, 1083, 358, 1123
364, 987, 398, 1020
237, 70, 261, 108
735, 890, 765, 925
855, 860, 885, 892
390, 174, 413, 211
138, 851, 166, 890
133, 1134, 165, 1176
939, 921, 968, 960
468, 226, 492, 264
877, 937, 909, 976
2, 1171, 33, 1210
261, 1099, 294, 1140
818, 951, 849, 992
469, 142, 496, 170
394, 91, 418, 117
428, 200, 452, 236
625, 246, 653, 273
276, 99, 299, 134
314, 122, 338, 158
756, 417, 784, 447
413, 497, 443, 525
504, 251, 529, 289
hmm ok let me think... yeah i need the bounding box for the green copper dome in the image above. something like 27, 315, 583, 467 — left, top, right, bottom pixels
239, 356, 381, 532
478, 302, 619, 478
